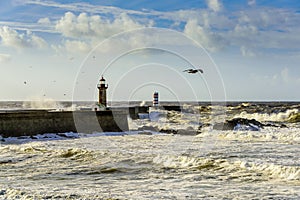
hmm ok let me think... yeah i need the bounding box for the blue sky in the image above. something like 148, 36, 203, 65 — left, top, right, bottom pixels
0, 0, 300, 101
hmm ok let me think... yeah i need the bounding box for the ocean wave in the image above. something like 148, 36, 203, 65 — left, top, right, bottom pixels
153, 154, 300, 182
153, 154, 222, 170
0, 142, 48, 154
1, 132, 299, 199
236, 160, 300, 181
234, 109, 299, 122
287, 112, 300, 123
214, 127, 300, 143
0, 188, 108, 200
0, 132, 80, 144
56, 148, 95, 161
131, 107, 204, 133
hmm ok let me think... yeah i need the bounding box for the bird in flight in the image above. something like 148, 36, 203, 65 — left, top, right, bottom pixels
183, 68, 204, 74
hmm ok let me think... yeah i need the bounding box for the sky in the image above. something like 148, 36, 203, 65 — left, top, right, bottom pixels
0, 0, 300, 102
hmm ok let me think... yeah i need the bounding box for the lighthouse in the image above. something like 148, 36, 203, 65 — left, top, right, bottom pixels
97, 76, 108, 107
153, 91, 159, 107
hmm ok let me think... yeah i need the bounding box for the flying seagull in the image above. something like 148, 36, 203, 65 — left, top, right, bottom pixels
183, 68, 204, 74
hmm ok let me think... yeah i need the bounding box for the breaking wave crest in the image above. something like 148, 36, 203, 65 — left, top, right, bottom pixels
234, 109, 299, 122
0, 143, 96, 164
153, 154, 221, 170
214, 128, 300, 143
287, 112, 300, 123
236, 160, 300, 181
153, 154, 300, 182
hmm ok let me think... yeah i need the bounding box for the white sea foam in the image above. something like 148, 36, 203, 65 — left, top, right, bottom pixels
1, 102, 300, 199
131, 107, 201, 132
153, 154, 221, 169
149, 109, 167, 122
0, 132, 80, 145
153, 154, 300, 182
139, 100, 146, 106
236, 160, 300, 181
1, 133, 299, 199
213, 127, 300, 143
234, 109, 299, 122
153, 154, 300, 184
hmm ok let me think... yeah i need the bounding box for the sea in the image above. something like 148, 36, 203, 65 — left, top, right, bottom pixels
0, 101, 299, 199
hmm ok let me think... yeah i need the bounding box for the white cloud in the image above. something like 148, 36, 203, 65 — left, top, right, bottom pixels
0, 26, 47, 49
0, 53, 11, 63
64, 40, 91, 54
252, 67, 299, 86
234, 24, 258, 37
154, 4, 300, 56
32, 34, 48, 48
230, 24, 259, 56
38, 17, 51, 25
211, 8, 300, 56
54, 12, 150, 54
55, 12, 145, 40
22, 0, 148, 16
0, 26, 27, 48
0, 20, 55, 33
206, 0, 222, 12
248, 0, 256, 6
183, 19, 227, 52
240, 46, 256, 57
10, 1, 300, 57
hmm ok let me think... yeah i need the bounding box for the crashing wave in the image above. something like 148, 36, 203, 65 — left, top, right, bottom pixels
234, 109, 299, 122
153, 154, 300, 181
287, 112, 300, 123
236, 160, 300, 181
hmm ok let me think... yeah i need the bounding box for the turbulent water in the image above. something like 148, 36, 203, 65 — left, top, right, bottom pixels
0, 101, 300, 199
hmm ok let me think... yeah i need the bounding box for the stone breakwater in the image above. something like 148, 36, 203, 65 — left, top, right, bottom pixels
0, 110, 128, 137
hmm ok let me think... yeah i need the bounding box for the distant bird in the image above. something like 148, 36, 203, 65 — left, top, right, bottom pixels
183, 68, 204, 74
23, 81, 27, 85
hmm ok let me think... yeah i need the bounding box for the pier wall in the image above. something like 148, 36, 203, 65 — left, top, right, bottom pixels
0, 110, 128, 137
110, 107, 149, 119
110, 106, 181, 119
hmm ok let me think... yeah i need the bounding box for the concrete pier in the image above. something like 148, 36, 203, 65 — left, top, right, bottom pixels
0, 110, 128, 137
0, 106, 182, 137
110, 106, 181, 119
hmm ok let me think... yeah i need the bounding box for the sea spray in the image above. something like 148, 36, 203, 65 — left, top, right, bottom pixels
22, 97, 64, 110
139, 100, 146, 106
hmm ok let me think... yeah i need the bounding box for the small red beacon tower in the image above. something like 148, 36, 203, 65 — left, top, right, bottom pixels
153, 91, 159, 107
